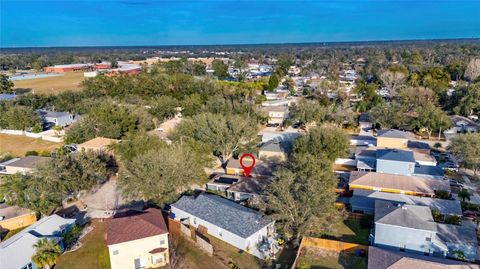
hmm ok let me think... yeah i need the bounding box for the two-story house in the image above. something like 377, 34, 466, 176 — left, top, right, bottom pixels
107, 209, 169, 269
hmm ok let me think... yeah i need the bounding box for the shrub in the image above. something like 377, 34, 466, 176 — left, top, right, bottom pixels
435, 190, 450, 199
445, 215, 461, 225
25, 151, 39, 156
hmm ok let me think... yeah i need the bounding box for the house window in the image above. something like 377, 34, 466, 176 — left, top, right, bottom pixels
153, 255, 164, 264
425, 237, 431, 242
160, 239, 165, 245
113, 250, 119, 255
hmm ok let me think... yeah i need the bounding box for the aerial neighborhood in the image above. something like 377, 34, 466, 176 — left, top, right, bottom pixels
1, 39, 480, 269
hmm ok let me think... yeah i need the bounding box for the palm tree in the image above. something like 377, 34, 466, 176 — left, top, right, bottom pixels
32, 238, 62, 269
458, 189, 471, 202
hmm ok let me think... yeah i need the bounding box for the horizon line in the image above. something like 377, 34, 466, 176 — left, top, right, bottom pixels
2, 37, 480, 50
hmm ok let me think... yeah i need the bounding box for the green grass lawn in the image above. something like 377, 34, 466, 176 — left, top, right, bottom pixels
296, 248, 367, 269
56, 220, 110, 269
322, 219, 371, 245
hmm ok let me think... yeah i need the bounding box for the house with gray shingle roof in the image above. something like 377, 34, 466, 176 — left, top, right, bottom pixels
373, 201, 478, 261
0, 214, 75, 269
170, 193, 276, 259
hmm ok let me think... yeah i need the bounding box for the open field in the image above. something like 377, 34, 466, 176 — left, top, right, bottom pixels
0, 134, 61, 157
13, 71, 85, 95
56, 220, 110, 269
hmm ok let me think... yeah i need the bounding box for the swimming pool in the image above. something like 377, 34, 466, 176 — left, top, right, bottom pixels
9, 73, 65, 81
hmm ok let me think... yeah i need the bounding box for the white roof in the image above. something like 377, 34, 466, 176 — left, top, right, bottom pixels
0, 215, 75, 269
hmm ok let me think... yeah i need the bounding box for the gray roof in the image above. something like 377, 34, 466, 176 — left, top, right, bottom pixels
0, 204, 34, 222
377, 129, 409, 139
0, 214, 75, 269
4, 156, 52, 169
437, 220, 478, 245
0, 94, 16, 101
414, 165, 444, 177
368, 246, 479, 269
171, 193, 272, 238
44, 111, 71, 118
260, 139, 292, 153
352, 189, 462, 216
376, 149, 415, 163
407, 140, 431, 150
375, 200, 437, 231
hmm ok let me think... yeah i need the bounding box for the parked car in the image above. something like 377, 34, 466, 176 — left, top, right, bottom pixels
449, 179, 464, 188
463, 210, 479, 221
442, 162, 460, 172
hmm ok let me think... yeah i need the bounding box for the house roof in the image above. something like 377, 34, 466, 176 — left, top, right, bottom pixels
450, 115, 479, 128
171, 193, 272, 239
374, 200, 437, 231
0, 204, 34, 221
106, 209, 168, 246
3, 156, 51, 169
260, 140, 292, 153
352, 189, 462, 216
407, 140, 431, 150
377, 129, 409, 139
0, 215, 75, 269
77, 137, 119, 150
227, 177, 271, 194
376, 149, 415, 163
436, 220, 478, 245
368, 246, 479, 269
414, 165, 444, 177
226, 157, 254, 170
349, 171, 450, 196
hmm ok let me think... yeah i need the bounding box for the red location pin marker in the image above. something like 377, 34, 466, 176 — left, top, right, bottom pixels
240, 153, 256, 177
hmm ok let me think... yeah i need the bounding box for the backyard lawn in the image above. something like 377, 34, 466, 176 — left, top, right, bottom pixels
13, 71, 85, 95
56, 220, 110, 269
295, 247, 367, 269
323, 218, 371, 245
0, 134, 61, 157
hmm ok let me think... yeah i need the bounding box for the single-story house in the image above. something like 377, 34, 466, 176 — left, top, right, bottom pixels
349, 189, 462, 216
444, 115, 480, 141
348, 171, 450, 197
0, 156, 51, 175
376, 129, 409, 149
225, 157, 254, 176
260, 129, 300, 143
107, 209, 169, 269
76, 137, 120, 153
368, 246, 479, 269
258, 139, 292, 162
373, 201, 478, 261
0, 214, 75, 269
206, 174, 270, 201
171, 193, 277, 259
37, 110, 77, 128
0, 204, 37, 232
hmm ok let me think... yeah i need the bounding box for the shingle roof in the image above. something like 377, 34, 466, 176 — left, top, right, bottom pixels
260, 140, 292, 153
171, 193, 272, 238
352, 189, 462, 216
106, 209, 168, 246
227, 177, 271, 194
376, 149, 415, 163
368, 246, 479, 269
5, 156, 51, 169
414, 165, 444, 177
377, 129, 409, 139
349, 171, 450, 195
0, 204, 34, 221
0, 215, 75, 269
374, 200, 437, 231
77, 137, 119, 151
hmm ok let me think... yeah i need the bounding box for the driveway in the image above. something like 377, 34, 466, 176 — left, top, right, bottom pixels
80, 178, 124, 219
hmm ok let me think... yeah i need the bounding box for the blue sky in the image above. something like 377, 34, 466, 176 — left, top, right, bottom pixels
1, 0, 479, 47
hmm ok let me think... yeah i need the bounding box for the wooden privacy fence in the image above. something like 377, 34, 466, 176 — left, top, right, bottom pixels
291, 237, 368, 269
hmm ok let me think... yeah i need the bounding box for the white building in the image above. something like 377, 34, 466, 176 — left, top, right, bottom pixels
171, 193, 277, 259
0, 215, 75, 269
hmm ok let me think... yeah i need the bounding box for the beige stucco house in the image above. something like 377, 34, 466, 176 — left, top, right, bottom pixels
0, 156, 51, 175
376, 129, 409, 149
107, 209, 169, 269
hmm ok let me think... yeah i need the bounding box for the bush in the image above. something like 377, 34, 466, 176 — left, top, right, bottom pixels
25, 151, 39, 156
31, 123, 43, 133
445, 215, 461, 225
431, 209, 444, 222
435, 190, 450, 199
433, 142, 442, 149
